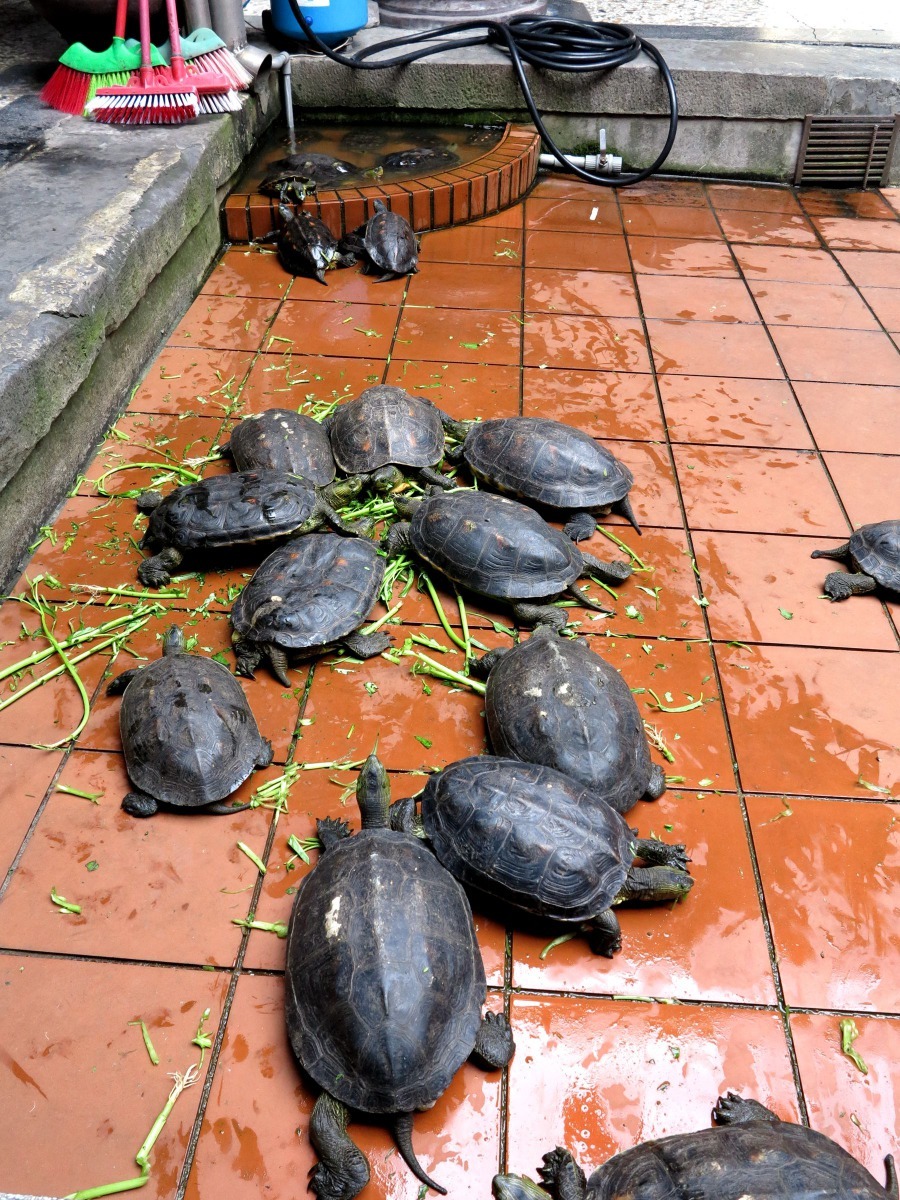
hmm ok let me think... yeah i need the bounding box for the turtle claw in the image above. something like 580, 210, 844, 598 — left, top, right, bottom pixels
538, 1147, 587, 1200
563, 512, 597, 542
472, 1010, 515, 1070
822, 571, 876, 601
137, 556, 173, 588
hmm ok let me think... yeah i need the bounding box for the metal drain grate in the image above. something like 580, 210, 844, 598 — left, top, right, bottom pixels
794, 115, 900, 188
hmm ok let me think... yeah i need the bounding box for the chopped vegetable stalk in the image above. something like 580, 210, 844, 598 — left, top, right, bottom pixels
646, 688, 709, 714
594, 527, 651, 572
419, 574, 468, 652
50, 887, 82, 915
359, 602, 402, 637
642, 721, 675, 764
232, 917, 289, 938
286, 834, 321, 866
839, 1018, 868, 1074
237, 842, 267, 875
57, 785, 102, 803
410, 653, 486, 695
539, 931, 578, 959
128, 1020, 160, 1066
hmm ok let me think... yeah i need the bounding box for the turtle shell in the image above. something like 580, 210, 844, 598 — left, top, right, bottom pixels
226, 411, 336, 484
362, 203, 418, 275
142, 472, 317, 551
379, 147, 460, 173
462, 417, 634, 510
285, 826, 486, 1113
849, 519, 900, 592
328, 385, 444, 473
270, 152, 359, 187
231, 534, 385, 651
119, 648, 265, 806
276, 210, 339, 279
408, 490, 583, 600
485, 629, 653, 814
421, 757, 632, 922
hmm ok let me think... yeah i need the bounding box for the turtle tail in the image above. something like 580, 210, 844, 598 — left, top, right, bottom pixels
614, 494, 642, 535
393, 1113, 447, 1195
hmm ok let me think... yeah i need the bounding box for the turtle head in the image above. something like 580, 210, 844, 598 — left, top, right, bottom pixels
393, 495, 422, 520
162, 626, 184, 656
325, 475, 365, 506
277, 202, 294, 226
136, 490, 163, 515
356, 752, 390, 829
492, 1175, 549, 1200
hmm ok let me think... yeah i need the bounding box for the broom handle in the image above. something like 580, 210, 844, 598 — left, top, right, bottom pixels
114, 0, 128, 40
139, 0, 154, 87
164, 0, 189, 83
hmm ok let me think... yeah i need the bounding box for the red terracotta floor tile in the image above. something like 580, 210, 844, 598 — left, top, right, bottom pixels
659, 376, 812, 449
169, 295, 282, 352
771, 325, 900, 385
127, 347, 254, 417
525, 196, 624, 234
405, 261, 522, 311
468, 204, 526, 228
530, 175, 625, 202
595, 439, 682, 530
183, 973, 505, 1200
636, 275, 759, 323
0, 952, 227, 1199
733, 244, 847, 285
708, 184, 805, 215
267, 301, 399, 360
512, 790, 773, 1004
522, 368, 664, 441
716, 643, 900, 797
419, 224, 524, 266
393, 306, 522, 366
647, 319, 784, 379
858, 286, 900, 333
749, 280, 880, 330
834, 249, 900, 288
287, 265, 408, 307
794, 382, 900, 454
239, 352, 384, 413
524, 269, 639, 318
376, 569, 515, 632
619, 179, 709, 207
717, 210, 820, 247
799, 189, 897, 220
505, 994, 797, 1173
80, 411, 226, 498
823, 452, 900, 526
629, 236, 739, 277
748, 795, 900, 1012
621, 203, 722, 240
525, 230, 631, 272
0, 745, 62, 873
693, 530, 897, 650
791, 1012, 900, 1178
386, 359, 521, 418
0, 748, 275, 966
813, 217, 900, 252
674, 445, 848, 536
524, 315, 650, 372
201, 246, 293, 300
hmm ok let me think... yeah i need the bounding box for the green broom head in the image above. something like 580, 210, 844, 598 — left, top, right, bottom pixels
59, 35, 165, 75
158, 27, 229, 60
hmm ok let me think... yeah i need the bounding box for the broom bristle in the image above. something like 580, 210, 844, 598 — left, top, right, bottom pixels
86, 89, 200, 124
41, 65, 93, 115
195, 87, 242, 114
195, 46, 253, 90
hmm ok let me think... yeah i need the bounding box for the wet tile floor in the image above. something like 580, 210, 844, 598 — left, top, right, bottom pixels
2, 177, 900, 1199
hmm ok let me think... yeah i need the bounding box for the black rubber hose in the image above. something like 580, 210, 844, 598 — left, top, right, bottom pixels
282, 2, 678, 187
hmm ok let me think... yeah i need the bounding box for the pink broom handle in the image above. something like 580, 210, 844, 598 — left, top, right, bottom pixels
138, 0, 154, 88
164, 0, 190, 84
114, 0, 128, 39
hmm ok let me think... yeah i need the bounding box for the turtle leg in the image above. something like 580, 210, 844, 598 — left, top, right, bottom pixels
511, 602, 568, 632
565, 583, 614, 616
435, 409, 471, 442
388, 796, 427, 838
136, 490, 163, 515
137, 546, 183, 588
413, 465, 455, 490
341, 629, 393, 658
316, 816, 353, 852
614, 494, 642, 535
266, 644, 292, 687
382, 520, 412, 557
632, 837, 689, 872
885, 1154, 898, 1200
471, 1011, 515, 1070
617, 863, 694, 906
562, 511, 598, 543
713, 1093, 780, 1126
256, 737, 274, 769
822, 571, 877, 602
578, 550, 633, 586
467, 646, 510, 679
233, 638, 263, 680
122, 791, 159, 818
537, 1147, 589, 1200
308, 1093, 371, 1200
586, 909, 621, 957
393, 1112, 447, 1195
313, 498, 372, 539
810, 541, 851, 563
105, 667, 142, 696
202, 800, 253, 815
643, 762, 667, 801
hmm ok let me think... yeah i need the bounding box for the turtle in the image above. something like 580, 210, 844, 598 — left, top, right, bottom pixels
442, 415, 641, 540
326, 385, 454, 493
231, 533, 391, 683
339, 200, 419, 281
383, 490, 633, 630
135, 470, 368, 588
105, 625, 273, 818
267, 151, 360, 188
473, 624, 666, 813
260, 164, 317, 206
811, 519, 900, 602
379, 147, 461, 173
285, 753, 516, 1200
390, 755, 692, 957
219, 410, 337, 484
266, 205, 354, 284
493, 1091, 899, 1200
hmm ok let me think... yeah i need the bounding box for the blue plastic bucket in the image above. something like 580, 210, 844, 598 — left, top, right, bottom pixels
270, 0, 369, 45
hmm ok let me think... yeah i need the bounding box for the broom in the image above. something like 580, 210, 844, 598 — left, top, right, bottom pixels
159, 27, 252, 113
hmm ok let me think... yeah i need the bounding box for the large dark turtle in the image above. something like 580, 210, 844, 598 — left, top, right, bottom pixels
266, 151, 359, 189
379, 147, 460, 173
391, 756, 692, 957
341, 199, 418, 281
231, 534, 390, 683
326, 385, 453, 492
267, 205, 352, 284
444, 416, 641, 540
383, 490, 633, 630
286, 754, 515, 1200
493, 1092, 899, 1200
105, 626, 273, 818
135, 471, 367, 588
811, 519, 900, 601
219, 410, 337, 484
474, 625, 665, 812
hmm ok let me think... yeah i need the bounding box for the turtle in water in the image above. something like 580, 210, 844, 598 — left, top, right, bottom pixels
326, 385, 454, 492
811, 519, 900, 601
474, 624, 666, 812
286, 754, 515, 1200
231, 534, 390, 683
340, 200, 418, 281
266, 205, 353, 284
379, 146, 460, 173
383, 490, 633, 630
259, 164, 317, 206
266, 151, 359, 189
106, 626, 273, 818
493, 1092, 899, 1200
219, 410, 337, 484
135, 471, 367, 588
391, 756, 692, 957
443, 415, 641, 539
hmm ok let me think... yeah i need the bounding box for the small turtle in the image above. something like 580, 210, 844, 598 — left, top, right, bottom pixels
286, 754, 515, 1200
105, 625, 273, 818
391, 756, 692, 957
340, 199, 418, 281
474, 624, 665, 813
379, 146, 461, 173
135, 470, 367, 588
219, 410, 337, 485
231, 534, 390, 683
444, 415, 641, 540
383, 490, 632, 630
260, 165, 317, 206
493, 1092, 899, 1200
326, 385, 453, 492
268, 205, 352, 284
267, 151, 359, 188
811, 519, 900, 601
